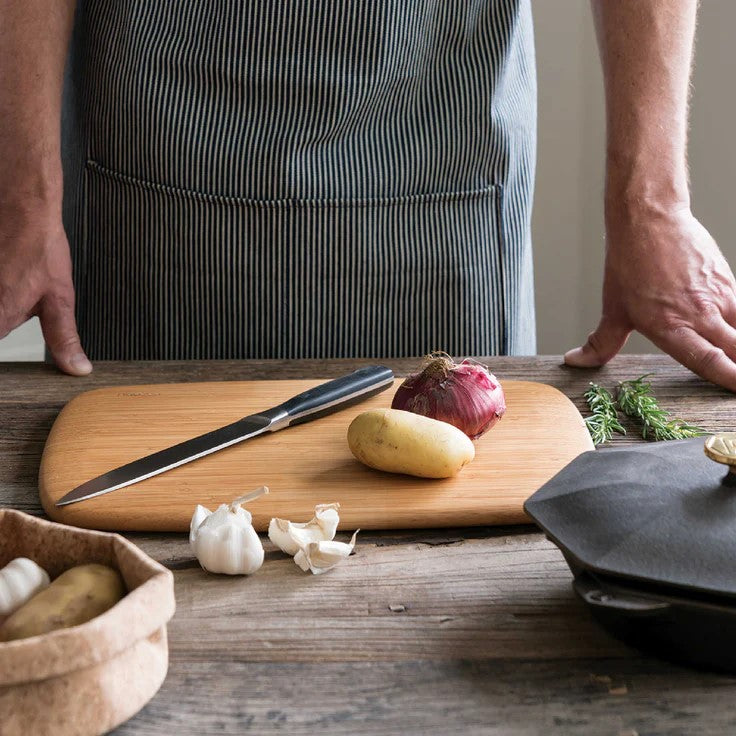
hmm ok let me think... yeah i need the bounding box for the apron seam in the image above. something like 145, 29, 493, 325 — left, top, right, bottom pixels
86, 160, 499, 209
495, 184, 510, 354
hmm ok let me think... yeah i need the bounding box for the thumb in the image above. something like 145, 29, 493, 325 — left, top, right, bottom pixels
564, 316, 631, 368
39, 291, 92, 376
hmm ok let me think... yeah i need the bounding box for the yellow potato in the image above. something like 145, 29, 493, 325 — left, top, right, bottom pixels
347, 408, 475, 478
0, 563, 125, 642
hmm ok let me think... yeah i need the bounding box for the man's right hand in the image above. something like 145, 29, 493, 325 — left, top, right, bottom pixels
0, 204, 92, 376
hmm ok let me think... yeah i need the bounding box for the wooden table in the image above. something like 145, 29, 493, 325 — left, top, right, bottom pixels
3, 355, 736, 735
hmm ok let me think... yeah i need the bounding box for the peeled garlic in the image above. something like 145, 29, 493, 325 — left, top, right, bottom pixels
0, 558, 50, 617
190, 487, 268, 575
294, 531, 359, 575
268, 503, 340, 556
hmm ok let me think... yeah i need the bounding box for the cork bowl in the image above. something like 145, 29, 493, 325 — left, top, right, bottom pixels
0, 510, 175, 736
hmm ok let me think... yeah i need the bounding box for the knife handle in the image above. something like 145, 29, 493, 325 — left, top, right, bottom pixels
274, 365, 395, 427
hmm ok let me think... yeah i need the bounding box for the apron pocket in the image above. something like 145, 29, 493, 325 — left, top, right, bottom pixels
81, 160, 506, 359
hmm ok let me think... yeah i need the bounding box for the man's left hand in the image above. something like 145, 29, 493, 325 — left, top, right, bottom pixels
564, 203, 736, 392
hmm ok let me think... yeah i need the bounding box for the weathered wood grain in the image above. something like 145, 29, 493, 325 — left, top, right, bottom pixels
134, 532, 629, 663
1, 356, 735, 735
115, 658, 736, 736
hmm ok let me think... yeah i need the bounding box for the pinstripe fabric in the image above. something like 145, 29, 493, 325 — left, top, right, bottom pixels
62, 0, 537, 360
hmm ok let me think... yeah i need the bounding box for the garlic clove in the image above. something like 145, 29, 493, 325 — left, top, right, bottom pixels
294, 531, 359, 575
268, 518, 300, 556
0, 558, 51, 617
314, 503, 340, 531
198, 503, 253, 530
189, 504, 211, 547
268, 502, 340, 555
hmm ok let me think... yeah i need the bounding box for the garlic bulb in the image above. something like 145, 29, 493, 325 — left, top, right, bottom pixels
190, 487, 268, 575
294, 531, 359, 575
0, 558, 50, 617
268, 503, 340, 556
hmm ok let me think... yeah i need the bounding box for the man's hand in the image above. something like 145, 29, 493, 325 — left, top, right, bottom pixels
567, 1, 736, 387
1, 0, 82, 373
565, 203, 736, 390
0, 204, 91, 375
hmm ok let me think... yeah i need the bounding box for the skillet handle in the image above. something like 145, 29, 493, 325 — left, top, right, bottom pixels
573, 574, 670, 616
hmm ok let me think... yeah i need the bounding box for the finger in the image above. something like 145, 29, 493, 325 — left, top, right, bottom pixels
720, 298, 736, 331
564, 317, 631, 368
38, 291, 92, 376
698, 315, 736, 364
650, 325, 736, 392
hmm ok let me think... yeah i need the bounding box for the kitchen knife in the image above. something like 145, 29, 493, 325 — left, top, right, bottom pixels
55, 365, 395, 507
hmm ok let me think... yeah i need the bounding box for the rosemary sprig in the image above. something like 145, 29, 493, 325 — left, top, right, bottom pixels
584, 383, 626, 446
617, 374, 705, 441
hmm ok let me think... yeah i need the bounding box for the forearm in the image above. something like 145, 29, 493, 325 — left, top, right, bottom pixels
0, 0, 77, 211
591, 0, 697, 212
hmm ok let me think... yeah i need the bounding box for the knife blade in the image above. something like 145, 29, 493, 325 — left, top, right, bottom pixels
55, 365, 395, 507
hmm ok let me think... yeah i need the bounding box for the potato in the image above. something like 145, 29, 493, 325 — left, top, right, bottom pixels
347, 408, 475, 478
0, 563, 125, 642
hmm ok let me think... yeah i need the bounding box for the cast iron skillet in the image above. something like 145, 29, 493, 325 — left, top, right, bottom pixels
525, 437, 736, 673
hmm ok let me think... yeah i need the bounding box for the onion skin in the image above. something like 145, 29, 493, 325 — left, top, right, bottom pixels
391, 356, 506, 440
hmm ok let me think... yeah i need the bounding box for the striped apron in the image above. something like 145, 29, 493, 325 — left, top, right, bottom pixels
61, 0, 537, 360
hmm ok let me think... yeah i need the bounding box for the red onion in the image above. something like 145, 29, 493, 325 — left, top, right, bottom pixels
391, 354, 506, 440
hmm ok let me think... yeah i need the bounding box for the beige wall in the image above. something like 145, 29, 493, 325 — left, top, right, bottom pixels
1, 0, 734, 361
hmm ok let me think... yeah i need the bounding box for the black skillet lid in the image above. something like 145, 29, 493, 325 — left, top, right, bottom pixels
524, 437, 736, 600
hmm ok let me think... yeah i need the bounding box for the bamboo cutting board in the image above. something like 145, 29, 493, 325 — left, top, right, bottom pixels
39, 378, 593, 532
